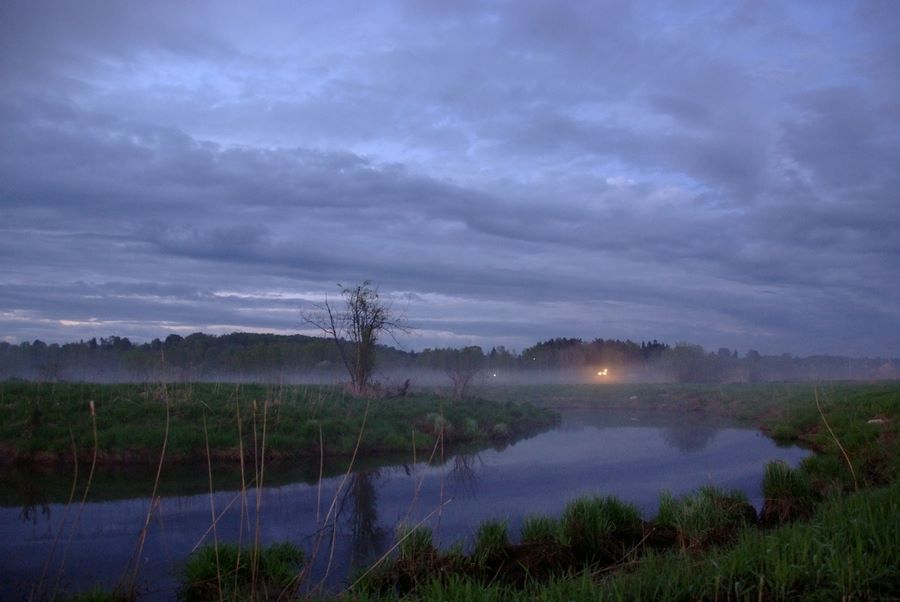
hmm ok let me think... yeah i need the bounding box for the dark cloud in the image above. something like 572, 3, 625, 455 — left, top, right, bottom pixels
0, 1, 898, 356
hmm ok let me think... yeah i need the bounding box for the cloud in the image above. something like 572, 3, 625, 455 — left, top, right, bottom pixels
0, 0, 898, 356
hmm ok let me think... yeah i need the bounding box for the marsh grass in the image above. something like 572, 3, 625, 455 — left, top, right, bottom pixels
655, 486, 755, 552
179, 542, 303, 602
353, 481, 900, 602
561, 496, 642, 566
472, 520, 508, 569
760, 461, 818, 526
519, 515, 566, 547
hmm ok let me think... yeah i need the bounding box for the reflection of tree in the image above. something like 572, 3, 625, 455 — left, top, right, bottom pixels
446, 453, 481, 499
662, 427, 717, 453
17, 470, 52, 536
337, 470, 385, 568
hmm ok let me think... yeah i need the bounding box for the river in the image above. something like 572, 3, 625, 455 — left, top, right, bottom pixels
0, 409, 810, 600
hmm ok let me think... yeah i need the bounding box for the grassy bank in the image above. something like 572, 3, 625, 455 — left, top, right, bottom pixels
351, 479, 900, 601
0, 381, 558, 465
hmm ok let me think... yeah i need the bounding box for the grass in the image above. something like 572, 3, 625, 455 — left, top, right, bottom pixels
654, 486, 755, 552
472, 520, 508, 568
0, 381, 558, 466
352, 480, 900, 601
561, 496, 643, 565
519, 515, 565, 547
760, 461, 817, 526
179, 541, 304, 601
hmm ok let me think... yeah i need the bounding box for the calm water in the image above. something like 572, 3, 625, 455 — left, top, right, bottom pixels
0, 410, 810, 600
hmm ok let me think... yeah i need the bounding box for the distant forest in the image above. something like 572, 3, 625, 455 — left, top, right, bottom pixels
2, 332, 897, 385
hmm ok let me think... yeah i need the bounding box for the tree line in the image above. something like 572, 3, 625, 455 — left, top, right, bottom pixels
1, 332, 896, 384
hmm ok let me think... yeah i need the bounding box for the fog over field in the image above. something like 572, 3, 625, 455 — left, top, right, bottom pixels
1, 1, 899, 357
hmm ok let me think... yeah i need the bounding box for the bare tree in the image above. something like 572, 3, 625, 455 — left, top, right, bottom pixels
303, 281, 407, 396
446, 345, 484, 400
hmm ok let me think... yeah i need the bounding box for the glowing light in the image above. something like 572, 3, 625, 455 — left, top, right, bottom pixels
492, 373, 497, 377
597, 368, 608, 377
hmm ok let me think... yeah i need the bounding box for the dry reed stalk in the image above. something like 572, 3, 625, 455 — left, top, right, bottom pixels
434, 401, 447, 539
814, 385, 859, 491
248, 398, 269, 599
203, 411, 224, 602
321, 398, 370, 583
189, 474, 262, 553
121, 384, 171, 595
399, 419, 445, 527
294, 396, 371, 596
346, 496, 454, 593
233, 393, 247, 602
291, 392, 330, 596
51, 400, 98, 599
250, 398, 260, 597
30, 430, 79, 602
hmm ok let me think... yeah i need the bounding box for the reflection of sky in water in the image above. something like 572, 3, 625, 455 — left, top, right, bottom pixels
0, 410, 810, 600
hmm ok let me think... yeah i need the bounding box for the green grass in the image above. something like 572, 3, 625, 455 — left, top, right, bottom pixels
179, 541, 303, 601
519, 515, 565, 547
561, 495, 643, 565
472, 520, 508, 568
0, 381, 558, 465
760, 461, 818, 526
352, 480, 900, 601
655, 486, 755, 552
397, 526, 436, 564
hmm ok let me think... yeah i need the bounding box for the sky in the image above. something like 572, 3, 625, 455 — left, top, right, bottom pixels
1, 1, 898, 357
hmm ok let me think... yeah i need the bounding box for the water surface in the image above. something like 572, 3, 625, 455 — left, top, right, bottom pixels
0, 409, 810, 599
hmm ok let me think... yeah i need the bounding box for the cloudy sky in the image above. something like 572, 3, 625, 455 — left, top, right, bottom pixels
1, 1, 898, 357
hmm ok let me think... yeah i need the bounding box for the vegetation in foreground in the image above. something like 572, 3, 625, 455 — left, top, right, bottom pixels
0, 381, 558, 465
351, 479, 899, 601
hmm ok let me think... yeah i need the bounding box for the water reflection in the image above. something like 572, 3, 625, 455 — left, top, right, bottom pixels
662, 426, 717, 452
447, 454, 482, 499
339, 471, 385, 568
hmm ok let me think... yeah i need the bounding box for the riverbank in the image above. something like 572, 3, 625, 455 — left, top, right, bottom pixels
0, 381, 558, 466
8, 380, 898, 600
347, 381, 899, 600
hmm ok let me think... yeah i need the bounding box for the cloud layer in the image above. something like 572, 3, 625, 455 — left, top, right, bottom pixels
2, 1, 898, 356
